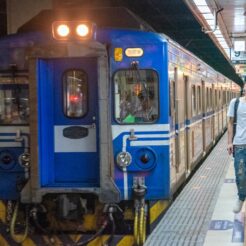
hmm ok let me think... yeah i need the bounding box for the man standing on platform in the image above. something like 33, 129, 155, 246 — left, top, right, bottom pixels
227, 83, 246, 213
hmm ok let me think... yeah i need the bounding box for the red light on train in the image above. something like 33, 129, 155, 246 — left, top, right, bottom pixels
69, 95, 79, 103
52, 21, 95, 40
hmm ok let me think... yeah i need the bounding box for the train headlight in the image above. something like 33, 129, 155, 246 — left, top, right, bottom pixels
57, 24, 70, 37
76, 24, 89, 37
52, 21, 95, 41
116, 151, 132, 168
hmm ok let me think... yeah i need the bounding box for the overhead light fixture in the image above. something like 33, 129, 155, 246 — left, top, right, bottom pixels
193, 0, 207, 5
192, 0, 229, 59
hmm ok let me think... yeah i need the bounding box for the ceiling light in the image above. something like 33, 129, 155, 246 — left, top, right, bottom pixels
197, 5, 211, 13
193, 0, 207, 5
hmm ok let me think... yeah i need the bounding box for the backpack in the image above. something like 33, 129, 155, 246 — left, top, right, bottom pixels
233, 97, 240, 140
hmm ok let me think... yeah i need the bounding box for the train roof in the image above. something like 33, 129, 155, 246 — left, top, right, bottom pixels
17, 7, 155, 34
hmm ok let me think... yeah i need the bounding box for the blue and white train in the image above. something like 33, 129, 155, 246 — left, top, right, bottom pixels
0, 7, 240, 246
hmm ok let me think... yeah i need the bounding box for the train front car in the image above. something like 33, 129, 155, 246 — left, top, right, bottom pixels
110, 30, 170, 233
0, 8, 170, 246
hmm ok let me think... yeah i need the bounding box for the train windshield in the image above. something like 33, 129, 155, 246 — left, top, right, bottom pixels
0, 82, 29, 125
114, 69, 159, 124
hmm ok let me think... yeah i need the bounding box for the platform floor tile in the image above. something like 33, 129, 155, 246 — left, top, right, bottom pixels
203, 155, 244, 246
145, 134, 231, 246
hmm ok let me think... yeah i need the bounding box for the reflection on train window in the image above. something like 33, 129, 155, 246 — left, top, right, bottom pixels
114, 69, 159, 124
0, 84, 29, 124
63, 70, 87, 118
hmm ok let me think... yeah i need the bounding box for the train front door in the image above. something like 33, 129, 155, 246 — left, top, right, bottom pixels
38, 57, 99, 188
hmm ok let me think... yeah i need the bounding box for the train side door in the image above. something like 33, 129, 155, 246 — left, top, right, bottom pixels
38, 57, 99, 187
212, 84, 215, 142
184, 75, 190, 173
174, 68, 180, 171
201, 80, 206, 153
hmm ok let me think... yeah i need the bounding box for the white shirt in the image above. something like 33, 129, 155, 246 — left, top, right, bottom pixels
227, 97, 246, 145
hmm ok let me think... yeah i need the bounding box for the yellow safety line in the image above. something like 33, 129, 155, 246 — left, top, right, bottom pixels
150, 200, 169, 224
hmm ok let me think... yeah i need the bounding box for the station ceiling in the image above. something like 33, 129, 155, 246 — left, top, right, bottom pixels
0, 0, 243, 86
118, 0, 243, 86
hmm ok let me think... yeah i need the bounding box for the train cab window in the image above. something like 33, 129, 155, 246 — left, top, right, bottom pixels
114, 69, 159, 124
63, 70, 87, 118
0, 83, 29, 124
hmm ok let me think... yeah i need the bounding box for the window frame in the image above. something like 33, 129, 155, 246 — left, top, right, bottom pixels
62, 69, 89, 119
113, 68, 160, 125
0, 82, 29, 126
191, 85, 197, 117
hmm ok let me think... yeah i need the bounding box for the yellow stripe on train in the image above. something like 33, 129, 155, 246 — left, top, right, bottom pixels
117, 235, 134, 246
149, 200, 169, 224
0, 201, 6, 223
0, 235, 9, 246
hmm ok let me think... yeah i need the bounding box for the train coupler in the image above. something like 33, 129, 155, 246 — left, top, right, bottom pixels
132, 177, 147, 246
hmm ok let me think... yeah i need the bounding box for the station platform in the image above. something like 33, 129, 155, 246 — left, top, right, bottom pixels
145, 133, 245, 246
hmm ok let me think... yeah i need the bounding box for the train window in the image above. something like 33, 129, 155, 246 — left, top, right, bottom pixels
219, 90, 221, 107
192, 85, 196, 116
206, 88, 209, 110
197, 86, 201, 113
114, 69, 159, 124
170, 81, 175, 115
210, 88, 212, 110
0, 84, 29, 125
63, 70, 87, 118
215, 90, 217, 108
223, 91, 226, 105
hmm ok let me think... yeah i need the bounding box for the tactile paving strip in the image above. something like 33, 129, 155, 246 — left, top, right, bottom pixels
145, 134, 230, 246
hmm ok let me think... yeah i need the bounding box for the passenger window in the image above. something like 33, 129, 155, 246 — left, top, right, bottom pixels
215, 90, 217, 108
170, 80, 175, 115
197, 86, 201, 113
206, 88, 209, 110
210, 88, 212, 110
114, 69, 159, 124
63, 70, 88, 118
0, 82, 29, 125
